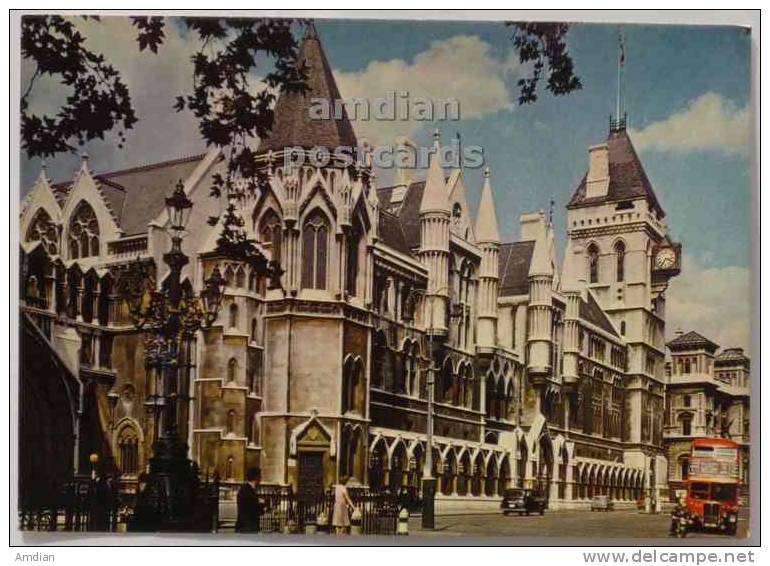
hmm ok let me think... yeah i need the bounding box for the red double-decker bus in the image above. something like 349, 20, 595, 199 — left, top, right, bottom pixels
686, 438, 741, 534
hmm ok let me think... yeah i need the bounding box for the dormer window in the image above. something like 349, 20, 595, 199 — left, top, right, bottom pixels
452, 202, 462, 224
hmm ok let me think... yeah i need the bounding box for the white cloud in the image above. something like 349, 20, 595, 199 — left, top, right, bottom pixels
666, 254, 752, 354
334, 35, 519, 145
22, 17, 211, 188
629, 92, 750, 155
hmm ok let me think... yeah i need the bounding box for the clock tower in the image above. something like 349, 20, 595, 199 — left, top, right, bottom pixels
562, 118, 681, 493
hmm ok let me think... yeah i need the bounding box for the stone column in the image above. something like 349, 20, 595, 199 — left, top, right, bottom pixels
564, 462, 574, 501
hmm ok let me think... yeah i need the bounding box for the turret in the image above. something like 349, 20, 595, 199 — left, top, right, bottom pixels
525, 212, 554, 383
419, 130, 451, 333
475, 167, 500, 351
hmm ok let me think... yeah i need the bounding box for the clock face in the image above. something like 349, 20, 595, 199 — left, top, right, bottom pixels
656, 247, 676, 269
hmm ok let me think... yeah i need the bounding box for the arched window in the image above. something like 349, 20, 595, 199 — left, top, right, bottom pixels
229, 302, 239, 329
258, 209, 283, 264
227, 410, 236, 435
26, 208, 59, 255
587, 244, 599, 284
225, 456, 234, 479
250, 318, 258, 343
371, 332, 391, 390
681, 414, 692, 436
301, 209, 329, 290
227, 358, 238, 383
68, 201, 100, 259
346, 218, 363, 297
679, 456, 690, 480
406, 344, 420, 397
342, 359, 361, 414
440, 360, 453, 403
615, 241, 626, 282
117, 424, 139, 475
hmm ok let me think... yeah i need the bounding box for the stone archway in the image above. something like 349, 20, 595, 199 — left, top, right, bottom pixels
537, 433, 554, 497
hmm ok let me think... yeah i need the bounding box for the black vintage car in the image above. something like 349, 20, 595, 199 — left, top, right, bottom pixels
501, 488, 547, 516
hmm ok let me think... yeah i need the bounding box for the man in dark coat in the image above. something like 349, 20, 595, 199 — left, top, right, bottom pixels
235, 467, 263, 533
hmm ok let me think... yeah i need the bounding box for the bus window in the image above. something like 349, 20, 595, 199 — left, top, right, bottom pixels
690, 482, 710, 500
712, 484, 737, 502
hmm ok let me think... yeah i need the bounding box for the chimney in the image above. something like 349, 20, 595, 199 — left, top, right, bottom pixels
585, 143, 610, 198
520, 210, 546, 241
675, 328, 684, 338
391, 136, 417, 205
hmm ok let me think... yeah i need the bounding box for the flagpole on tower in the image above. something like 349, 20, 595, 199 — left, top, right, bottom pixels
617, 28, 625, 122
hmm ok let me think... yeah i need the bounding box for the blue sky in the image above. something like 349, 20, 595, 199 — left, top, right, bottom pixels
19, 17, 753, 350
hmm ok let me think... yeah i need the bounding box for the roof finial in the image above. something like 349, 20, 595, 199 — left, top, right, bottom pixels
433, 128, 441, 147
483, 166, 490, 179
548, 197, 555, 227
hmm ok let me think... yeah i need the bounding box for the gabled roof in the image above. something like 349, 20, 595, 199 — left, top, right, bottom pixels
498, 240, 536, 297
376, 180, 426, 253
52, 154, 207, 236
667, 330, 719, 352
257, 23, 357, 153
579, 290, 619, 337
568, 128, 664, 217
377, 210, 410, 255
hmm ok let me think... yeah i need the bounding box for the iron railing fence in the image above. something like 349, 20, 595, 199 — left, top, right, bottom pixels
254, 485, 400, 535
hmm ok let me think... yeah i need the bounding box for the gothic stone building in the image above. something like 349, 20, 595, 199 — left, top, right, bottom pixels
19, 28, 683, 511
664, 331, 751, 500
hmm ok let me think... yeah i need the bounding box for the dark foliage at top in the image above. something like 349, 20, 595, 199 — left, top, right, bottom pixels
507, 22, 582, 105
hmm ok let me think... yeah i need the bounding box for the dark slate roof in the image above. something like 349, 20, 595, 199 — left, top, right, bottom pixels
568, 129, 664, 217
378, 210, 410, 255
715, 347, 750, 366
667, 330, 719, 352
498, 241, 535, 297
53, 154, 207, 236
376, 180, 426, 253
579, 291, 619, 337
257, 24, 357, 153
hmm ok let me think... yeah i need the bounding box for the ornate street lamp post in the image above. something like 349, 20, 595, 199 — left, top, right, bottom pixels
406, 286, 456, 530
119, 181, 226, 531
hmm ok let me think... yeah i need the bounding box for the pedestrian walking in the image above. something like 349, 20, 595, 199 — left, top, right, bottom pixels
332, 475, 355, 535
235, 467, 264, 533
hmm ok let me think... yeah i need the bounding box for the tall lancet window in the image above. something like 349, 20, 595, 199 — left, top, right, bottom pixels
587, 244, 600, 284
258, 209, 283, 264
301, 209, 329, 290
615, 241, 626, 282
68, 201, 100, 259
346, 217, 363, 297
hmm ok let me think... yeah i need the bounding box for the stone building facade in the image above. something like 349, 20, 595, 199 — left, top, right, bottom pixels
664, 331, 751, 500
19, 27, 684, 511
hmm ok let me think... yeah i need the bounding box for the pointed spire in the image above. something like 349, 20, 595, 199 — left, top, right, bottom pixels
419, 130, 450, 214
257, 21, 357, 153
36, 161, 49, 184
474, 167, 500, 244
529, 218, 554, 278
